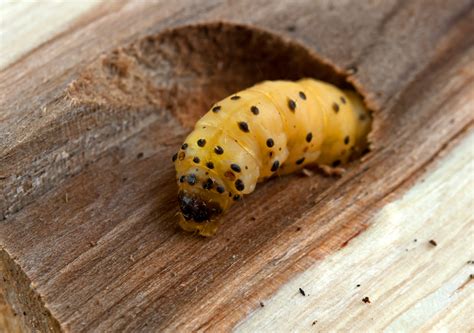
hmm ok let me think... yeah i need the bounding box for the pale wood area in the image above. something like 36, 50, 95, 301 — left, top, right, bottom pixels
0, 2, 102, 70
1, 1, 473, 332
237, 130, 474, 332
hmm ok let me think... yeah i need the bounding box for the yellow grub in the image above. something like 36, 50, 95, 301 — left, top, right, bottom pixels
173, 79, 372, 236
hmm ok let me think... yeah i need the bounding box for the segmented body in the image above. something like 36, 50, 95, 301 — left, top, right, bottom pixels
173, 79, 371, 236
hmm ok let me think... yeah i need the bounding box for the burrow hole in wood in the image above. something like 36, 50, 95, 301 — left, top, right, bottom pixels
69, 22, 371, 144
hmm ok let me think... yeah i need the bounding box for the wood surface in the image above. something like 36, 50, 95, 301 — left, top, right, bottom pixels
1, 0, 473, 332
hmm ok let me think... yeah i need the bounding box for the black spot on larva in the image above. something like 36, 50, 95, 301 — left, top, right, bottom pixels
332, 103, 340, 113
235, 179, 245, 191
340, 96, 346, 104
359, 114, 367, 121
296, 157, 305, 165
266, 138, 274, 148
332, 160, 341, 167
271, 160, 280, 172
206, 161, 214, 169
245, 166, 248, 170
212, 105, 221, 113
214, 146, 224, 155
269, 151, 273, 157
193, 157, 200, 164
202, 178, 214, 190
178, 152, 186, 160
233, 194, 241, 201
288, 98, 297, 112
231, 164, 241, 173
181, 143, 188, 150
228, 192, 233, 197
250, 106, 259, 115
216, 185, 225, 194
179, 175, 186, 183
172, 153, 178, 162
299, 91, 306, 100
344, 136, 350, 145
187, 174, 197, 185
230, 95, 241, 100
197, 139, 206, 147
306, 132, 313, 143
238, 121, 250, 133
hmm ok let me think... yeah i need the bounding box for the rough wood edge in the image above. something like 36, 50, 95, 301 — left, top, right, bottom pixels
0, 247, 61, 332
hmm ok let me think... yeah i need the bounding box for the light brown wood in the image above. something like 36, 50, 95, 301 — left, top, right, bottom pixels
0, 290, 23, 333
237, 130, 474, 332
1, 1, 473, 332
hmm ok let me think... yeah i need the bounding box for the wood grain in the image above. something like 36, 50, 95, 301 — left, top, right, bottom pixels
0, 2, 104, 71
0, 290, 22, 333
236, 128, 474, 332
1, 0, 473, 332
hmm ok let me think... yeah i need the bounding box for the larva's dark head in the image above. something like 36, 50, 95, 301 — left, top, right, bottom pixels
178, 191, 223, 222
178, 191, 223, 236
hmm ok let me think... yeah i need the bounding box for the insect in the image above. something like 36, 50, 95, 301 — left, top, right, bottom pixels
173, 79, 371, 236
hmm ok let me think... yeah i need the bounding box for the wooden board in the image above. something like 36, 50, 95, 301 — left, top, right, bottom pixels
1, 1, 473, 332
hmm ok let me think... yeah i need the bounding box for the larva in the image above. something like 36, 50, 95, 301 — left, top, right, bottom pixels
173, 79, 371, 236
